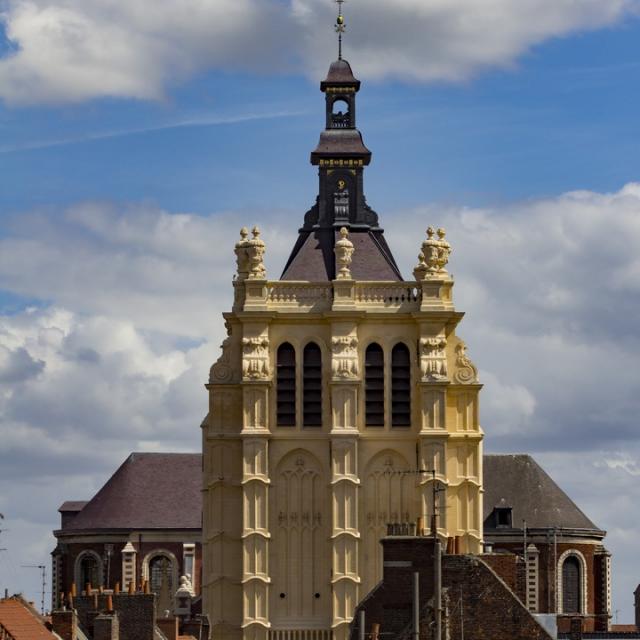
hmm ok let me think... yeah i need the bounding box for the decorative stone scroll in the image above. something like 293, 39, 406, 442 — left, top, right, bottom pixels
242, 336, 270, 380
210, 322, 238, 383
210, 336, 233, 383
334, 227, 354, 279
414, 226, 452, 279
453, 341, 479, 384
331, 336, 359, 379
247, 226, 267, 280
420, 337, 448, 381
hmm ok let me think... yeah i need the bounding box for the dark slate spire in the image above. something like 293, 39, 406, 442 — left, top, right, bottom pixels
281, 57, 401, 281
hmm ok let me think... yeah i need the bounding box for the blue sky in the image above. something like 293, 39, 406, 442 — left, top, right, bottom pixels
1, 0, 640, 624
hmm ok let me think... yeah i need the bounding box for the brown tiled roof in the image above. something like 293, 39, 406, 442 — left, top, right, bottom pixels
0, 597, 56, 639
281, 229, 402, 281
611, 626, 639, 633
321, 59, 360, 90
58, 501, 88, 512
60, 453, 201, 532
311, 129, 371, 161
483, 454, 601, 532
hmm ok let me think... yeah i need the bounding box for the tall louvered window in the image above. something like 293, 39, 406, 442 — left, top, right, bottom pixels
391, 343, 411, 427
365, 343, 385, 426
303, 342, 322, 427
562, 556, 581, 613
79, 553, 100, 590
277, 343, 296, 426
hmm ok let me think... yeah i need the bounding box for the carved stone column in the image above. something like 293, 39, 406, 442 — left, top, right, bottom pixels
240, 324, 272, 640
330, 321, 360, 640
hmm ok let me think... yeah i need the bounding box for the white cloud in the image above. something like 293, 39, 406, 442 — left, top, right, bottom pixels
0, 0, 638, 104
1, 183, 640, 618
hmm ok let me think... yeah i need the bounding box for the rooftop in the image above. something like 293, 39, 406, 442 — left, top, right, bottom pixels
57, 452, 201, 532
483, 454, 601, 532
0, 596, 57, 640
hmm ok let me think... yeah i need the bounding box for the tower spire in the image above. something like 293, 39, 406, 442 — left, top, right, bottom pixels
335, 0, 346, 60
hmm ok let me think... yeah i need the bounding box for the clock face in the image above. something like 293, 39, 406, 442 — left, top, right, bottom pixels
337, 179, 347, 191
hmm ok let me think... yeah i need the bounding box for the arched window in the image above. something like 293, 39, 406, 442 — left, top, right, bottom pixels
78, 552, 100, 590
303, 343, 322, 427
391, 343, 411, 427
149, 554, 174, 614
562, 556, 581, 613
331, 98, 351, 128
365, 343, 385, 426
277, 343, 296, 426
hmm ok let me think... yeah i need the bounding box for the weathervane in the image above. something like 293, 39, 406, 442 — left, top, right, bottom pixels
335, 0, 346, 60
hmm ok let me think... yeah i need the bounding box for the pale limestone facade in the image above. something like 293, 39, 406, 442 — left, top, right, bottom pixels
201, 227, 484, 640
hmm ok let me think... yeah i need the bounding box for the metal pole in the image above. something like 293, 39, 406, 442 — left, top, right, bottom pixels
553, 527, 558, 613
413, 571, 420, 640
360, 609, 366, 640
434, 538, 442, 640
431, 471, 437, 536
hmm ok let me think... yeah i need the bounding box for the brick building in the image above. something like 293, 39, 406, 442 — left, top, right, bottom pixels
349, 536, 555, 640
483, 454, 612, 633
51, 453, 202, 618
52, 451, 613, 637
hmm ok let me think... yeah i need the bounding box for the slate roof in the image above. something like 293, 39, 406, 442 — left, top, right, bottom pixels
58, 501, 88, 513
483, 454, 601, 532
0, 597, 57, 640
59, 453, 201, 532
321, 59, 361, 90
281, 228, 402, 281
57, 453, 600, 535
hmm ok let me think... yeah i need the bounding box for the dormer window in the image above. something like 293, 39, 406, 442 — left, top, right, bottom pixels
494, 507, 513, 528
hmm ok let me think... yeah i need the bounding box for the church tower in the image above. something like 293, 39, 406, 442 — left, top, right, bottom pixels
202, 7, 483, 639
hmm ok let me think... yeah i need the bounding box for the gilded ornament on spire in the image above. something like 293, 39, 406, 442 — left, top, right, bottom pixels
247, 226, 267, 279
334, 226, 354, 279
335, 0, 346, 60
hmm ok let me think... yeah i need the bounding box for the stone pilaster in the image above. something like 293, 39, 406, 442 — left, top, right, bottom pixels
330, 320, 360, 640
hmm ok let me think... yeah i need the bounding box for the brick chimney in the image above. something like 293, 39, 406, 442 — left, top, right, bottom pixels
93, 611, 119, 640
51, 608, 78, 640
156, 617, 179, 640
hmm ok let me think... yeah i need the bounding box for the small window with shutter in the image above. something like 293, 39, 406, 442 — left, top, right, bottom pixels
303, 342, 322, 427
365, 343, 385, 426
391, 343, 411, 427
277, 343, 296, 426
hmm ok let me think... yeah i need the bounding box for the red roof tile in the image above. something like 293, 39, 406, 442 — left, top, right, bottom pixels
0, 597, 56, 640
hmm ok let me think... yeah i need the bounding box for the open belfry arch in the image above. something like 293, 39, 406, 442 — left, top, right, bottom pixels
201, 6, 483, 639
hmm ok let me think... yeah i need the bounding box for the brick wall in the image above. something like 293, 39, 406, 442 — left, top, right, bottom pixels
489, 539, 608, 631
350, 537, 553, 640
74, 594, 156, 640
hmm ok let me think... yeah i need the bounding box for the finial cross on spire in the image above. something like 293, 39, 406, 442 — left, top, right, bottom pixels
335, 0, 346, 60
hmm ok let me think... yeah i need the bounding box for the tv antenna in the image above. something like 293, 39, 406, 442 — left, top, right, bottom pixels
22, 564, 46, 614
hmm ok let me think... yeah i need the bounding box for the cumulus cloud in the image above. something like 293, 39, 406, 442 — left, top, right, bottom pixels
1, 184, 640, 617
0, 202, 291, 337
0, 0, 638, 104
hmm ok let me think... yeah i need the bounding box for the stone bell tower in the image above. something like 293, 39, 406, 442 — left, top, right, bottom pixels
201, 10, 483, 640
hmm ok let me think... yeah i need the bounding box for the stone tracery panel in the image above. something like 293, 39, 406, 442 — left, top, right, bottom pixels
271, 450, 328, 626
360, 450, 416, 595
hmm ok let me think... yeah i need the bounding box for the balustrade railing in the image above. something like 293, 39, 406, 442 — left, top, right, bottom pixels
267, 282, 333, 311
269, 631, 332, 640
354, 282, 422, 309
